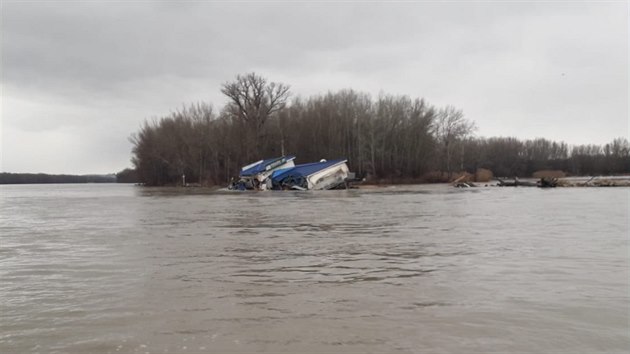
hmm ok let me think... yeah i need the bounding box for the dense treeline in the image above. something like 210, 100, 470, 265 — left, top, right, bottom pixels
0, 173, 116, 184
460, 137, 629, 177
115, 168, 139, 183
130, 73, 629, 186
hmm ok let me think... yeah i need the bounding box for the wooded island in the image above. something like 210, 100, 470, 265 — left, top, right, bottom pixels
130, 73, 629, 186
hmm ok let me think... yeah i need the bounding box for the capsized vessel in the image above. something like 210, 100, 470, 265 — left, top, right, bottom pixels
229, 156, 357, 190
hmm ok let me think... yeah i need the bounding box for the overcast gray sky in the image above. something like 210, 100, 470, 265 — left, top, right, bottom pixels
1, 1, 628, 174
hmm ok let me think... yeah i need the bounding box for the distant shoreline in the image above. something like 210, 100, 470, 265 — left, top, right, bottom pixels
0, 172, 117, 184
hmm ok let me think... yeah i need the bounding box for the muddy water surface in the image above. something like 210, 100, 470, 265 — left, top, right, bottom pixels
1, 184, 628, 353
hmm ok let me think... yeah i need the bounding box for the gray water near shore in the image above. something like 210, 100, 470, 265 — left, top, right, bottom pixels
1, 184, 628, 353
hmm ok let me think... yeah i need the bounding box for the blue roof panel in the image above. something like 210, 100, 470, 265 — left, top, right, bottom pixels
240, 155, 296, 176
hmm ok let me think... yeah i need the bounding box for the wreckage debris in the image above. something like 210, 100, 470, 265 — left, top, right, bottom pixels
538, 177, 558, 188
228, 155, 361, 191
228, 155, 296, 191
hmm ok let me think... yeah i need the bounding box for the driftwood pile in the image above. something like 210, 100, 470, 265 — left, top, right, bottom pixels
452, 170, 630, 188
495, 177, 558, 188
555, 176, 630, 187
489, 176, 629, 188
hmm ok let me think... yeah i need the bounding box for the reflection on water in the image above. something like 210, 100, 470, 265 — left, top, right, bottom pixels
1, 184, 628, 353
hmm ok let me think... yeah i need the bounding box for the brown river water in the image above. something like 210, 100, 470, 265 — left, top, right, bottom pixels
1, 184, 628, 353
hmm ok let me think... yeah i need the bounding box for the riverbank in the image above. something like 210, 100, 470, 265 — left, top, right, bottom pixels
357, 176, 630, 188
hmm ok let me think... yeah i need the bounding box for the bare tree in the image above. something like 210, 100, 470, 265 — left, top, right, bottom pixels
221, 73, 290, 159
434, 106, 476, 179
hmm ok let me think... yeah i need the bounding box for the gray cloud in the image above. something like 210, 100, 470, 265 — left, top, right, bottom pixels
1, 1, 627, 174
